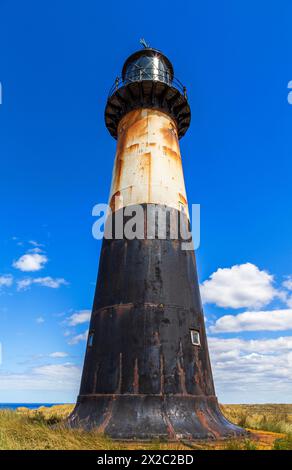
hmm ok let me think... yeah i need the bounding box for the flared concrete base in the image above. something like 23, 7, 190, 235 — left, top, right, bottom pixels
67, 394, 246, 440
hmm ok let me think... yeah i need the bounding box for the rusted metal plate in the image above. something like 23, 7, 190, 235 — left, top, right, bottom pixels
105, 80, 191, 139
68, 206, 246, 439
109, 109, 189, 218
70, 395, 246, 440
69, 51, 244, 438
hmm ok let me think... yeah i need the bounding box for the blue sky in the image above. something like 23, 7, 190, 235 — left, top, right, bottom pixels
0, 0, 292, 404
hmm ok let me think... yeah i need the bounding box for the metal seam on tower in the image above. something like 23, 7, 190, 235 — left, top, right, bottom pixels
68, 46, 246, 440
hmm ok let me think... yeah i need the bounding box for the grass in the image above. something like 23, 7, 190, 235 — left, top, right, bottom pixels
220, 404, 292, 435
0, 408, 187, 450
0, 404, 291, 450
273, 434, 292, 450
0, 409, 113, 450
223, 439, 258, 450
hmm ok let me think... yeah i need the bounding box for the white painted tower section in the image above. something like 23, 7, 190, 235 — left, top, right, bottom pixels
108, 108, 189, 218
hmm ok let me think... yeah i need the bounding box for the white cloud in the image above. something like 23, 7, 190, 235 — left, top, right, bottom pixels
67, 310, 91, 326
28, 247, 44, 254
17, 276, 68, 291
283, 277, 292, 291
0, 275, 13, 289
281, 277, 292, 307
210, 308, 292, 333
208, 336, 292, 403
13, 253, 48, 272
49, 352, 68, 358
29, 240, 44, 248
0, 363, 81, 392
209, 336, 292, 355
68, 330, 88, 345
200, 263, 278, 309
34, 363, 78, 378
36, 316, 45, 324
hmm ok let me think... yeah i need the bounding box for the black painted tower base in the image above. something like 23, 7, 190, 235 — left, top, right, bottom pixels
68, 205, 245, 439
70, 395, 244, 440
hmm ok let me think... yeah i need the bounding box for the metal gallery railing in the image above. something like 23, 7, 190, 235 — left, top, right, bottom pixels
108, 68, 188, 99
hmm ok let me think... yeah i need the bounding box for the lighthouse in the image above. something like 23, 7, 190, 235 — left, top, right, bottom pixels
69, 45, 245, 440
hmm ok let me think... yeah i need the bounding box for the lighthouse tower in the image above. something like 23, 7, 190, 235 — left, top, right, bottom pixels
69, 45, 244, 439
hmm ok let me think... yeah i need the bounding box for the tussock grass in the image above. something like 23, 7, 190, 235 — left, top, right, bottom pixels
0, 409, 116, 450
273, 434, 292, 450
220, 404, 292, 435
223, 439, 257, 450
0, 404, 290, 450
0, 408, 187, 450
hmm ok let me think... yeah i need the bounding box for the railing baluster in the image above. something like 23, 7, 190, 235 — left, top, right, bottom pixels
108, 67, 187, 98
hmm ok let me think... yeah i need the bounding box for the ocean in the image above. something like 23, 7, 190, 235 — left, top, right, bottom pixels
0, 403, 63, 410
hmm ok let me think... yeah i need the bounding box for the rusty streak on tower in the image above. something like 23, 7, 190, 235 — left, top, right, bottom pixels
69, 46, 245, 439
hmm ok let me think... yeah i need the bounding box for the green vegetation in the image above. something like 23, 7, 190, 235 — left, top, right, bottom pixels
0, 404, 290, 450
221, 404, 292, 435
273, 434, 292, 450
0, 409, 113, 450
223, 439, 257, 450
0, 408, 186, 450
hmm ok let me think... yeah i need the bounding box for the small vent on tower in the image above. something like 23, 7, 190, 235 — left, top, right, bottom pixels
190, 329, 200, 346
88, 332, 94, 347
